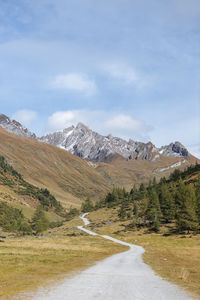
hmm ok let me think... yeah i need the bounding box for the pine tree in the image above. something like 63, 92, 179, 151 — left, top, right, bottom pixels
81, 197, 94, 212
152, 177, 157, 186
139, 183, 145, 192
146, 189, 162, 231
159, 184, 175, 223
176, 182, 198, 233
118, 203, 126, 220
32, 206, 49, 234
133, 202, 138, 218
195, 176, 200, 224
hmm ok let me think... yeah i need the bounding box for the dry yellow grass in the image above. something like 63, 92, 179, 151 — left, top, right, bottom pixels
88, 208, 200, 298
0, 217, 127, 299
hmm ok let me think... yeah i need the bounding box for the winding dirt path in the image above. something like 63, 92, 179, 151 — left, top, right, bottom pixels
30, 213, 194, 300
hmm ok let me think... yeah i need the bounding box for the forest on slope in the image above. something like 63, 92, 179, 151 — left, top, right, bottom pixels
82, 163, 200, 234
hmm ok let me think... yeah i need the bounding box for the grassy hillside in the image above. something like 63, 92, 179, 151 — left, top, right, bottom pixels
0, 127, 110, 208
0, 155, 64, 214
96, 153, 198, 190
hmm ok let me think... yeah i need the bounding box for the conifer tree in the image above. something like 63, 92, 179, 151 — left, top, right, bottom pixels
81, 198, 94, 211
32, 206, 49, 234
133, 202, 138, 218
152, 177, 157, 186
176, 182, 198, 233
118, 203, 126, 220
146, 189, 162, 231
159, 184, 175, 223
139, 183, 145, 192
195, 176, 200, 224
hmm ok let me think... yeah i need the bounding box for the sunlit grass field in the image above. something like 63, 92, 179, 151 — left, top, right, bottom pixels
0, 217, 127, 299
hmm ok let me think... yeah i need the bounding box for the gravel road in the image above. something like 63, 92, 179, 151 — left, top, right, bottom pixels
28, 213, 194, 300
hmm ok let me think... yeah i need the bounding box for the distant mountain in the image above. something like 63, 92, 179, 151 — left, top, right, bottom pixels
0, 113, 194, 164
0, 114, 36, 139
40, 122, 190, 162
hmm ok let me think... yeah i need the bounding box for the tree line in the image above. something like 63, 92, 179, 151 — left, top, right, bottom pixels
81, 163, 200, 234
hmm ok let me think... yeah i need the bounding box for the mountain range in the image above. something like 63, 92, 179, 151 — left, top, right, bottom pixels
0, 114, 190, 162
0, 113, 198, 208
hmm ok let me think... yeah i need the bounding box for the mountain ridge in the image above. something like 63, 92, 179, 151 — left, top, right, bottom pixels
40, 122, 190, 162
0, 114, 192, 163
0, 114, 37, 139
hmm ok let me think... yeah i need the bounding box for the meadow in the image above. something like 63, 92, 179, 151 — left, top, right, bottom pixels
0, 217, 127, 299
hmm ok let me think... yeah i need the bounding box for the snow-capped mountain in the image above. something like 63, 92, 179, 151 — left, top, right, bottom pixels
0, 114, 190, 162
0, 114, 36, 139
40, 122, 190, 162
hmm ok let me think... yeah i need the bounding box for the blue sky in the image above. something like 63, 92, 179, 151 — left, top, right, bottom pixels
0, 0, 200, 157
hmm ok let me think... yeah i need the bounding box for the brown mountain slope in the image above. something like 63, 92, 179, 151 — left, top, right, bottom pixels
0, 127, 110, 208
95, 152, 199, 190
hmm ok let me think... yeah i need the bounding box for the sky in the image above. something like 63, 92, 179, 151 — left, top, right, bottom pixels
0, 0, 200, 157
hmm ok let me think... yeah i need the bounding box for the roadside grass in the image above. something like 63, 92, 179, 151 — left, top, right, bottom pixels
88, 208, 200, 298
0, 217, 127, 299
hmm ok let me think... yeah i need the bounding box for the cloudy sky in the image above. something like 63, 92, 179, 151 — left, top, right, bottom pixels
0, 0, 200, 157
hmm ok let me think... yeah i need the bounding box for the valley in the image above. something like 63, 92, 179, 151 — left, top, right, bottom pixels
1, 1, 199, 299
0, 114, 199, 299
28, 214, 193, 300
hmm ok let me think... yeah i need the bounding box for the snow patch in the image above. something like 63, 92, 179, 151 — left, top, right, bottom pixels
152, 154, 160, 161
87, 161, 98, 168
154, 160, 186, 173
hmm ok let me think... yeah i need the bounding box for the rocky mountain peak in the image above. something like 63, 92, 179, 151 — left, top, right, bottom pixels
159, 141, 188, 158
0, 114, 36, 139
76, 122, 90, 131
40, 122, 190, 162
0, 114, 10, 123
107, 134, 113, 140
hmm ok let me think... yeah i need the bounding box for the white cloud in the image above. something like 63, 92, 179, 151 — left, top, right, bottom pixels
104, 114, 145, 131
102, 63, 150, 89
49, 73, 97, 96
47, 110, 152, 142
103, 114, 153, 141
12, 109, 37, 126
48, 110, 85, 130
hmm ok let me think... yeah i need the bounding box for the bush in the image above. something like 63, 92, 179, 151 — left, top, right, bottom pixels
0, 202, 31, 234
